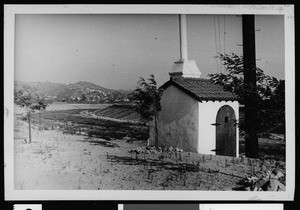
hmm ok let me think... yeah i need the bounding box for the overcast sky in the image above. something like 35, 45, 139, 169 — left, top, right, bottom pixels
15, 14, 284, 90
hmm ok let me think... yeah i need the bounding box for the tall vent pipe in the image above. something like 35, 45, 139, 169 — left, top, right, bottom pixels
179, 14, 188, 61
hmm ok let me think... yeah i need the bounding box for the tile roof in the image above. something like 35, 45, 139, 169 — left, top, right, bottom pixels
160, 77, 239, 101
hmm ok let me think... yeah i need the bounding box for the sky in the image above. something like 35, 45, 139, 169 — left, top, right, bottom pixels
15, 14, 285, 90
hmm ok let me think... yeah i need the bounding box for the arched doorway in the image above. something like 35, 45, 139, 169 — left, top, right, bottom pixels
215, 105, 236, 156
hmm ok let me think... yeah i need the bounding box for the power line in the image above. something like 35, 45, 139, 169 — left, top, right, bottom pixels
223, 15, 226, 56
218, 15, 222, 73
213, 15, 219, 73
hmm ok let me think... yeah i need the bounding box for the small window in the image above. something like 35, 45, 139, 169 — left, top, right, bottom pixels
225, 116, 229, 123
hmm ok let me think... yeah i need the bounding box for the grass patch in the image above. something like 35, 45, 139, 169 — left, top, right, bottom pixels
29, 108, 149, 142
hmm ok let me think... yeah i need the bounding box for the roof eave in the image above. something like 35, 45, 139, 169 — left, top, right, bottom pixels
160, 79, 240, 102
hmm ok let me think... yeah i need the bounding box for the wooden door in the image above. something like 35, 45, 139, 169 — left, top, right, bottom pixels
215, 105, 236, 156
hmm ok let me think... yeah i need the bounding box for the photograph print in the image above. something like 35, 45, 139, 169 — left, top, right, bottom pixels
4, 5, 295, 200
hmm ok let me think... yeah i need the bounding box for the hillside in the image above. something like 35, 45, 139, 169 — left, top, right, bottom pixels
15, 80, 131, 103
92, 104, 141, 122
68, 81, 113, 94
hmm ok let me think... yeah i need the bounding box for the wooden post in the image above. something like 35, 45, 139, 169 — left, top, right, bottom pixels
154, 113, 159, 148
28, 112, 32, 143
39, 112, 42, 131
242, 15, 258, 158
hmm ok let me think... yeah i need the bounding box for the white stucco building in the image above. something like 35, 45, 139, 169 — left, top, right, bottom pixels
149, 60, 239, 157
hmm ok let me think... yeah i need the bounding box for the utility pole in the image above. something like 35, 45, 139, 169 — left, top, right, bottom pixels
242, 15, 258, 158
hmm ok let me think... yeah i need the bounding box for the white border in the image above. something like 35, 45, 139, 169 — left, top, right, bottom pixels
121, 203, 282, 210
4, 4, 295, 201
200, 204, 283, 210
118, 204, 124, 210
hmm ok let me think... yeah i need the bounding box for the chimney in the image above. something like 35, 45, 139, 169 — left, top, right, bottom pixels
169, 14, 201, 79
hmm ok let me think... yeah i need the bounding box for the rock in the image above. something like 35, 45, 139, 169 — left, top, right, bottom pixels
168, 146, 174, 151
265, 179, 286, 191
244, 186, 252, 191
253, 177, 268, 190
174, 147, 183, 153
243, 169, 286, 191
123, 137, 131, 141
136, 148, 143, 154
150, 150, 157, 154
269, 133, 285, 141
246, 176, 259, 183
129, 149, 137, 154
272, 169, 284, 179
158, 155, 164, 160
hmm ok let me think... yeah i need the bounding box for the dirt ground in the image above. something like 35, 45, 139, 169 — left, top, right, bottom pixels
13, 104, 286, 191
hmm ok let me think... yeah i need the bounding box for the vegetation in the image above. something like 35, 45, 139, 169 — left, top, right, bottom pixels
14, 80, 130, 103
93, 105, 140, 122
29, 108, 148, 142
14, 85, 50, 143
208, 53, 285, 135
129, 74, 163, 147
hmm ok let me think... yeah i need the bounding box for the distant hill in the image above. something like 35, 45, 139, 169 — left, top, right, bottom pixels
69, 81, 113, 94
15, 80, 131, 103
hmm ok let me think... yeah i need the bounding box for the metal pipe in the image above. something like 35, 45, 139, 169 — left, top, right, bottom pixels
179, 14, 188, 61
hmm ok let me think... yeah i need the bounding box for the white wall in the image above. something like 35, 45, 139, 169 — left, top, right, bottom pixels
150, 85, 199, 152
198, 100, 239, 156
201, 204, 283, 210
